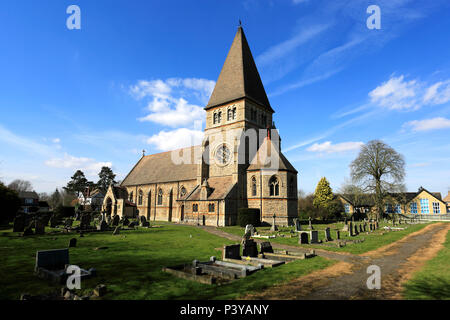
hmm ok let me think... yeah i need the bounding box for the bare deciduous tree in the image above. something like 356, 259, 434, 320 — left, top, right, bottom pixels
7, 179, 33, 193
350, 140, 405, 220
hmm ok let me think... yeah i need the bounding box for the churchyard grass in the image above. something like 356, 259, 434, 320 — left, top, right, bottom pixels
0, 223, 334, 300
402, 228, 450, 300
219, 222, 431, 255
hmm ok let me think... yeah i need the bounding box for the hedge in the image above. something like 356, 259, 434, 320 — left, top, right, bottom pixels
237, 208, 260, 227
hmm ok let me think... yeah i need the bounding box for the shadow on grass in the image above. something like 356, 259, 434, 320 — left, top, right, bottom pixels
404, 275, 450, 300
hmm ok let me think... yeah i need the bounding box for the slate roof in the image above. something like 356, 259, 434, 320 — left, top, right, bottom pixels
205, 26, 273, 112
247, 137, 297, 173
121, 146, 200, 186
18, 191, 39, 199
184, 176, 235, 201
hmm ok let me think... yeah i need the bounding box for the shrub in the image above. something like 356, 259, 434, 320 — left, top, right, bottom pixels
237, 208, 260, 227
54, 205, 75, 218
0, 183, 21, 224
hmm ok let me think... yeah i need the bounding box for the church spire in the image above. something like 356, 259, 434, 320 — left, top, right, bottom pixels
205, 26, 273, 113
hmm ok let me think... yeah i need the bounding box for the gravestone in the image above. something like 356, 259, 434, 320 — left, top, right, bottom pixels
140, 216, 150, 227
64, 219, 73, 228
308, 217, 314, 230
97, 220, 108, 231
68, 238, 77, 248
342, 222, 349, 232
112, 215, 120, 227
122, 217, 130, 226
242, 240, 258, 257
336, 230, 341, 240
80, 214, 90, 230
128, 222, 136, 228
13, 215, 26, 232
23, 224, 34, 236
259, 242, 273, 254
49, 215, 58, 228
270, 214, 278, 232
244, 224, 256, 236
299, 232, 309, 244
223, 244, 241, 260
112, 227, 120, 235
35, 249, 69, 271
35, 220, 45, 235
106, 215, 111, 225
293, 218, 301, 232
324, 228, 332, 241
310, 230, 319, 244
348, 222, 354, 237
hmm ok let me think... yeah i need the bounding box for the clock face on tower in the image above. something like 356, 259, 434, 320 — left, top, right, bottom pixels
215, 144, 231, 165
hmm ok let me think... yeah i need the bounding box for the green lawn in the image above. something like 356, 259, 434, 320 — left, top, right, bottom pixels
219, 222, 431, 255
0, 223, 334, 300
403, 228, 450, 300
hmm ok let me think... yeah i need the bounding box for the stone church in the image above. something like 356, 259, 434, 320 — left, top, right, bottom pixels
102, 26, 298, 226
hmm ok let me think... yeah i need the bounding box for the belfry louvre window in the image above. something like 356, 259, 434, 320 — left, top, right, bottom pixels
157, 189, 163, 205
193, 204, 198, 212
208, 203, 215, 212
213, 113, 218, 124
227, 108, 233, 121
218, 111, 222, 123
269, 176, 279, 196
138, 190, 143, 205
433, 202, 440, 214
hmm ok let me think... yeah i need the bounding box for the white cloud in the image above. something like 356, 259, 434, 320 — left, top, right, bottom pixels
423, 80, 450, 105
403, 117, 450, 132
45, 153, 112, 175
52, 138, 61, 144
146, 128, 204, 152
307, 141, 364, 153
369, 75, 418, 110
130, 78, 214, 128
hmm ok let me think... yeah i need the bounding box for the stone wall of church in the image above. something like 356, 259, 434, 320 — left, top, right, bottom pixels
124, 179, 198, 222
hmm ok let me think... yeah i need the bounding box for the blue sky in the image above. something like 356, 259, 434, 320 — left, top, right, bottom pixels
1, 0, 450, 196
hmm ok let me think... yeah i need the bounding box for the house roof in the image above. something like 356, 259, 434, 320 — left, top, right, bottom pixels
205, 26, 273, 113
18, 191, 39, 199
121, 146, 200, 186
184, 176, 235, 201
444, 191, 450, 203
247, 137, 297, 173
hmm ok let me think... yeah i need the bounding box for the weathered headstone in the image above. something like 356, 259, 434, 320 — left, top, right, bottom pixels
35, 220, 45, 235
294, 218, 301, 232
299, 232, 309, 244
97, 220, 108, 231
64, 218, 73, 228
80, 213, 91, 230
242, 240, 258, 257
324, 228, 332, 241
336, 230, 341, 240
223, 244, 241, 260
68, 238, 77, 248
348, 222, 354, 237
112, 215, 120, 227
310, 230, 319, 244
259, 242, 273, 254
49, 215, 58, 228
270, 214, 278, 232
308, 217, 314, 230
122, 216, 130, 226
244, 224, 256, 236
140, 216, 150, 227
112, 227, 120, 235
13, 215, 26, 232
